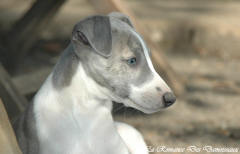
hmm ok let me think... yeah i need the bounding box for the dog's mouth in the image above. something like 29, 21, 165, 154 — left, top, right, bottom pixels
125, 97, 162, 114
110, 89, 162, 114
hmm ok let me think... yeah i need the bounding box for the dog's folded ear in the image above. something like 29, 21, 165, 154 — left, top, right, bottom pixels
72, 15, 112, 58
108, 12, 134, 28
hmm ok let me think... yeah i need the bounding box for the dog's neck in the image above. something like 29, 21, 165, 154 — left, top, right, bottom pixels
35, 50, 113, 110
55, 61, 112, 110
34, 60, 113, 122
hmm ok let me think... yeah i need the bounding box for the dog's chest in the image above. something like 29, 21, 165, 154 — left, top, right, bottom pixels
36, 105, 128, 154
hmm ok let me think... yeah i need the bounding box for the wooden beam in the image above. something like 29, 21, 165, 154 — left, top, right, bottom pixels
0, 99, 22, 154
0, 64, 28, 121
1, 0, 66, 72
88, 0, 185, 95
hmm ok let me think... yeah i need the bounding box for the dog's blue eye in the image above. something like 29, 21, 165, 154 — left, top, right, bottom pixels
127, 57, 137, 65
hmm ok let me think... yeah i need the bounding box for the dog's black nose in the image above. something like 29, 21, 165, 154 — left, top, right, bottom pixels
163, 92, 176, 107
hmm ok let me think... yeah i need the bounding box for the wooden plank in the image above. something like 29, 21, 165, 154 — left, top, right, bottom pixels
1, 0, 66, 72
0, 98, 22, 154
0, 64, 28, 121
88, 0, 185, 95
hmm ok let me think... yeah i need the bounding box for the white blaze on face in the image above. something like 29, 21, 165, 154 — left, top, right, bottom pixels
130, 30, 170, 91
131, 30, 156, 73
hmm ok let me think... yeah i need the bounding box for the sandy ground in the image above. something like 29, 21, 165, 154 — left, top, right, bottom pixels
0, 0, 240, 153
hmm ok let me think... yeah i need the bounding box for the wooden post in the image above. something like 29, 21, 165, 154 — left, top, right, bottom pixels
1, 0, 66, 72
88, 0, 185, 95
0, 63, 28, 122
0, 98, 22, 154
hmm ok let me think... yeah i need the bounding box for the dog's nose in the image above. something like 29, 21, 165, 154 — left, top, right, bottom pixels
163, 92, 176, 107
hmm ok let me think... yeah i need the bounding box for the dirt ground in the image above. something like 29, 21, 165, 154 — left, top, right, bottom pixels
0, 0, 240, 153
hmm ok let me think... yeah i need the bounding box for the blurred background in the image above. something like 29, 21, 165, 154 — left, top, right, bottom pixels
0, 0, 240, 153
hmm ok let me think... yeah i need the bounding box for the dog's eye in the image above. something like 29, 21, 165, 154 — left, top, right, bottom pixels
127, 57, 137, 65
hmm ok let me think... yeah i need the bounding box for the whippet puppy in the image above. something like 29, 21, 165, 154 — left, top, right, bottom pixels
14, 12, 176, 154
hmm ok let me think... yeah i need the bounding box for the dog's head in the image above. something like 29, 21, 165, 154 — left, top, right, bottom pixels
71, 12, 176, 113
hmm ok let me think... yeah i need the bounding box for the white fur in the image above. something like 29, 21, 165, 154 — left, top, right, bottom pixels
34, 63, 148, 154
115, 122, 148, 154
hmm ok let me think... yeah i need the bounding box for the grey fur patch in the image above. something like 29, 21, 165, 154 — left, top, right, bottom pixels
52, 44, 80, 89
108, 12, 134, 28
127, 34, 153, 86
72, 15, 112, 58
14, 102, 39, 154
